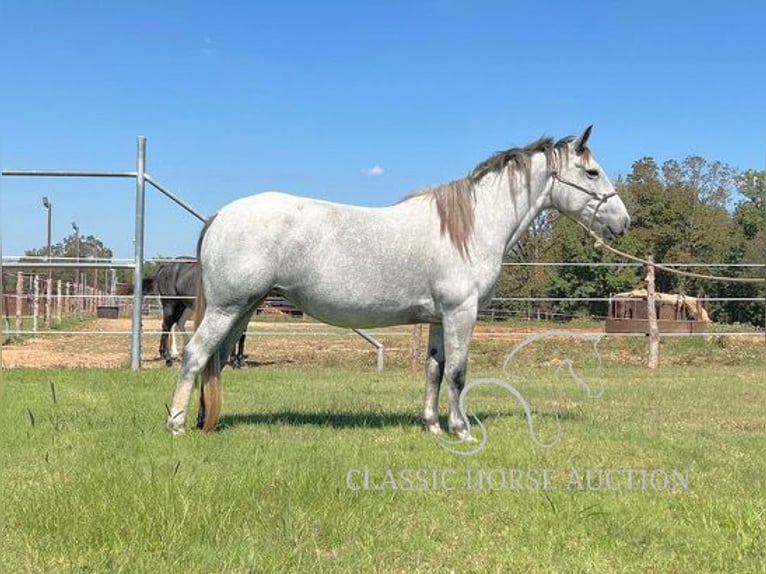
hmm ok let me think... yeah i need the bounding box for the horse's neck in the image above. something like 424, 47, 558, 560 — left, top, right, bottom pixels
472, 153, 551, 259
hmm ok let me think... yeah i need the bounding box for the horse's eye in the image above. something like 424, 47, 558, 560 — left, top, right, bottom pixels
585, 169, 599, 179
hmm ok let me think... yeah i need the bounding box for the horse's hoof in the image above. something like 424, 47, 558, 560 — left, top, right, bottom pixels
454, 429, 477, 442
424, 421, 443, 434
166, 421, 185, 435
165, 359, 174, 367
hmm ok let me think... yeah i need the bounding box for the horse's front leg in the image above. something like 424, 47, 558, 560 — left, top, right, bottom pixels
178, 307, 193, 345
159, 330, 169, 361
174, 307, 193, 359
423, 323, 445, 434
169, 327, 180, 359
442, 301, 478, 441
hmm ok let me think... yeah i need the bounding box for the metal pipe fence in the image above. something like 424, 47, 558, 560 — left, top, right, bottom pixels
2, 136, 386, 367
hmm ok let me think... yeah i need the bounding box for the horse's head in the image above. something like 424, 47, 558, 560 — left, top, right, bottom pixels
549, 126, 630, 239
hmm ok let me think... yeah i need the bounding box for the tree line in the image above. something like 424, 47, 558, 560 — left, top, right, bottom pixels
9, 154, 766, 327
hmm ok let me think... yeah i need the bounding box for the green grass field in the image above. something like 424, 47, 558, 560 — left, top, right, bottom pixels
1, 333, 764, 572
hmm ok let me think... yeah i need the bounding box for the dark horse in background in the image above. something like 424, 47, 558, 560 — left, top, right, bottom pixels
153, 258, 247, 367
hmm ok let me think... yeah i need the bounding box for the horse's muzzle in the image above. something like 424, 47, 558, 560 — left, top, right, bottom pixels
608, 215, 631, 238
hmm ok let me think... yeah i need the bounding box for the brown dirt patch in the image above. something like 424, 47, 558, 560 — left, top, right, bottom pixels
2, 317, 579, 370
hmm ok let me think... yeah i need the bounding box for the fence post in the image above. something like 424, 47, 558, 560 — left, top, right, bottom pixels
130, 136, 147, 370
353, 329, 384, 371
56, 280, 63, 324
32, 275, 39, 333
410, 323, 423, 371
73, 278, 79, 317
43, 275, 50, 328
16, 272, 23, 335
82, 274, 89, 316
645, 257, 660, 368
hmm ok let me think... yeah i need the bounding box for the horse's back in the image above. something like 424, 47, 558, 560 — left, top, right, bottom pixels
154, 259, 199, 316
197, 191, 444, 326
205, 191, 423, 268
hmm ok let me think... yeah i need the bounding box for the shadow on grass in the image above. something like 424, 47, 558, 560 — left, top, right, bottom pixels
147, 356, 282, 368
232, 359, 287, 369
218, 410, 421, 430
217, 408, 578, 431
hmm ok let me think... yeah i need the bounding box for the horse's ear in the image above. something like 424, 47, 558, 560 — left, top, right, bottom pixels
573, 125, 593, 155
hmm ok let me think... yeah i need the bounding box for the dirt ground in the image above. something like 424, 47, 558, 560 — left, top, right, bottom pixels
0, 316, 578, 370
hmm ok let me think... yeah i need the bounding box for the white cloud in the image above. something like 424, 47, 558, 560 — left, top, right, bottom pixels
362, 164, 385, 177
201, 36, 214, 56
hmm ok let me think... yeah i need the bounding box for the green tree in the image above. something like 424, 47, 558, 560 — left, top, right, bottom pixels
710, 170, 766, 326
615, 156, 740, 296
733, 169, 765, 240
24, 232, 113, 285
545, 218, 639, 319
493, 212, 558, 320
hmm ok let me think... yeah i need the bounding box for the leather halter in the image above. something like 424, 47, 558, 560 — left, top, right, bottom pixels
550, 163, 617, 231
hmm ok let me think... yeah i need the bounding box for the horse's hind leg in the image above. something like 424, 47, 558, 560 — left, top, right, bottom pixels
227, 337, 241, 368
196, 309, 256, 428
167, 306, 245, 434
423, 323, 445, 434
178, 307, 193, 345
158, 309, 171, 361
228, 331, 247, 368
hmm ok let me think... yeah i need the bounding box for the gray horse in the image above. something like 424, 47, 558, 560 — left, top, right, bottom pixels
167, 127, 630, 436
153, 258, 246, 367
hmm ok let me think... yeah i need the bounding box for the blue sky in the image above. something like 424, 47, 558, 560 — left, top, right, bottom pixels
1, 1, 764, 259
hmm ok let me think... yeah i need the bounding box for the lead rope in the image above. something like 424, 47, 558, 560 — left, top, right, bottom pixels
548, 164, 764, 284
575, 220, 765, 284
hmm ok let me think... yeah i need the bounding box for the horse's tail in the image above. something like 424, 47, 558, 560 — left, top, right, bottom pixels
194, 215, 222, 432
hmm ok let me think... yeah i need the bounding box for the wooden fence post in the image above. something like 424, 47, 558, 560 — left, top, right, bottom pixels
32, 275, 39, 333
45, 274, 52, 329
410, 323, 423, 371
645, 257, 660, 368
16, 272, 23, 335
56, 280, 63, 323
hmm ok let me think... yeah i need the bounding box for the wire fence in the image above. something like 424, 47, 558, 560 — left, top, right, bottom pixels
4, 261, 764, 341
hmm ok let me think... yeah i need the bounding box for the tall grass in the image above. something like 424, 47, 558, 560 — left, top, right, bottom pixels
1, 339, 764, 572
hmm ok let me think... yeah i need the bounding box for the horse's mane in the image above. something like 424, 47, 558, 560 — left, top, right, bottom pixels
400, 135, 579, 258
